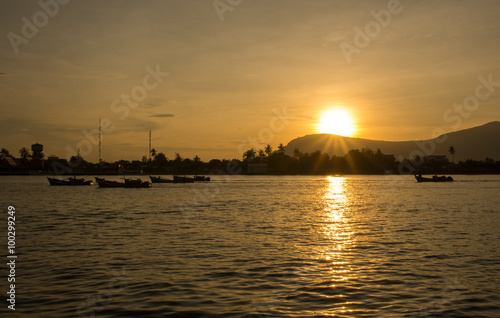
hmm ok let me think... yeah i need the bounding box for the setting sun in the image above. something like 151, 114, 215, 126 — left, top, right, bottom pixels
318, 109, 356, 137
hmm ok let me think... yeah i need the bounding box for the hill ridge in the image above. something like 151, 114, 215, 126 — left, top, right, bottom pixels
284, 121, 500, 161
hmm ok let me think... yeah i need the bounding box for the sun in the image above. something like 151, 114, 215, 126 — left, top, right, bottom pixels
318, 109, 356, 137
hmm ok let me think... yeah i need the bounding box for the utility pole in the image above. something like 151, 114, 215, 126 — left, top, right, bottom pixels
98, 118, 102, 164
148, 131, 151, 161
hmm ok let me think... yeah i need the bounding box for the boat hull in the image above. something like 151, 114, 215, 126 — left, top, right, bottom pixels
415, 175, 453, 182
194, 176, 210, 182
149, 176, 175, 183
173, 176, 195, 183
47, 177, 93, 186
95, 177, 151, 188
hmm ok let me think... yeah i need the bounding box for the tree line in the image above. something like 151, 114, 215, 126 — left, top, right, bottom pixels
1, 145, 499, 175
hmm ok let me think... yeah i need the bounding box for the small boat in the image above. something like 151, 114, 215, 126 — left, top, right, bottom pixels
415, 174, 453, 182
149, 175, 175, 183
173, 175, 195, 183
194, 175, 210, 182
95, 177, 151, 188
47, 176, 93, 186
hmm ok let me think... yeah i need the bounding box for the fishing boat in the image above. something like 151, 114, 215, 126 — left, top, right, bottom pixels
415, 174, 453, 182
95, 177, 151, 188
173, 175, 195, 183
194, 175, 210, 182
149, 175, 174, 183
47, 176, 93, 186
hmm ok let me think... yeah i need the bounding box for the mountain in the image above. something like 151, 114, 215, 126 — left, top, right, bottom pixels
284, 121, 500, 161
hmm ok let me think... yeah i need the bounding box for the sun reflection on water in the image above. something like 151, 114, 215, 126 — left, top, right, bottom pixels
317, 177, 356, 283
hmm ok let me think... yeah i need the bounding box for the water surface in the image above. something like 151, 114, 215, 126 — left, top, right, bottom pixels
1, 175, 499, 317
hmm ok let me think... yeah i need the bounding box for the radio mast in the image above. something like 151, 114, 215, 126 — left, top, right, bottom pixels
98, 118, 102, 164
149, 131, 151, 161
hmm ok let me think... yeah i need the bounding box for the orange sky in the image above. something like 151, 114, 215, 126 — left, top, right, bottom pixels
1, 0, 499, 161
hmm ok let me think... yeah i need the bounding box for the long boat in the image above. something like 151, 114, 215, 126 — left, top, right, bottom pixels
47, 176, 93, 186
173, 175, 195, 183
194, 175, 210, 182
415, 174, 453, 182
150, 175, 210, 183
149, 175, 174, 183
95, 177, 151, 188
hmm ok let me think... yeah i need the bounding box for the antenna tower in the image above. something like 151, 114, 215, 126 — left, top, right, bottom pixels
149, 131, 151, 161
98, 118, 102, 164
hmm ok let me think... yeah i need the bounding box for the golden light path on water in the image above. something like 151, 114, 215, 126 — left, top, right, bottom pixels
317, 176, 358, 315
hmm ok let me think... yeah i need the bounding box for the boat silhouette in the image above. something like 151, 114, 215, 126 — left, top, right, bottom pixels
415, 174, 453, 182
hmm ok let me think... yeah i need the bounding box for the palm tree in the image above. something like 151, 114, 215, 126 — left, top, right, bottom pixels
264, 144, 273, 157
278, 143, 285, 153
243, 149, 256, 162
0, 148, 11, 159
19, 147, 30, 159
150, 148, 157, 161
258, 149, 265, 161
448, 146, 456, 163
293, 148, 302, 159
193, 155, 201, 174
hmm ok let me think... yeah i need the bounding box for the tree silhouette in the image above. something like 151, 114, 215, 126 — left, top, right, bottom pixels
243, 149, 256, 162
293, 148, 302, 159
19, 147, 30, 159
278, 143, 285, 153
193, 155, 201, 174
150, 148, 157, 161
0, 148, 11, 159
264, 144, 273, 157
154, 152, 168, 166
257, 149, 265, 161
32, 150, 44, 160
448, 146, 456, 163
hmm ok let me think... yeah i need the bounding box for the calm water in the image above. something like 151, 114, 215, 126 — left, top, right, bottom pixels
1, 175, 499, 317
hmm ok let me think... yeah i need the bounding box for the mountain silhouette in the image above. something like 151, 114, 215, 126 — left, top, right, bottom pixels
285, 121, 500, 161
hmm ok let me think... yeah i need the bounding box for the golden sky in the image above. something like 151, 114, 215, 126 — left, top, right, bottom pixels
1, 0, 499, 161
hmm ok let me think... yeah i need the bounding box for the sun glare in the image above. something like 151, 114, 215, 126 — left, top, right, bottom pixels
318, 109, 355, 137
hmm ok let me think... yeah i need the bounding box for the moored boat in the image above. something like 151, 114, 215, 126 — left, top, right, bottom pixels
47, 176, 93, 186
415, 174, 453, 182
149, 175, 175, 183
173, 175, 195, 183
95, 177, 151, 188
194, 175, 210, 182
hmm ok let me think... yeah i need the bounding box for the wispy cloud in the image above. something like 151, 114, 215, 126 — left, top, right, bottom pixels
149, 114, 175, 118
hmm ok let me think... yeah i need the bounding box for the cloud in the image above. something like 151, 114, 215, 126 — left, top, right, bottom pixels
149, 114, 175, 118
